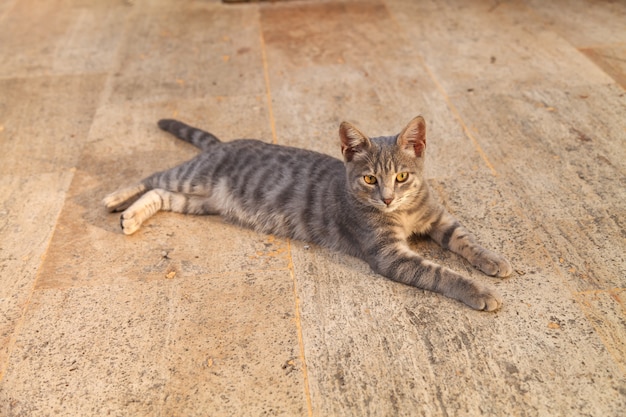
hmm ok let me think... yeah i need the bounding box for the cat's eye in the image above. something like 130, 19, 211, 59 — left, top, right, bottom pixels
363, 175, 377, 185
396, 172, 409, 183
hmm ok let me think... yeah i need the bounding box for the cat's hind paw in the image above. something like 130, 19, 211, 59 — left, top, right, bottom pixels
103, 183, 147, 212
120, 211, 142, 235
117, 189, 164, 235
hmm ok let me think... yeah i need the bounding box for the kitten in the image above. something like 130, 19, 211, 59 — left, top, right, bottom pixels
103, 116, 512, 311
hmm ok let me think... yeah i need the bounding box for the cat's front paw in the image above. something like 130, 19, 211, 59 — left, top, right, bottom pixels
464, 286, 502, 312
473, 250, 513, 278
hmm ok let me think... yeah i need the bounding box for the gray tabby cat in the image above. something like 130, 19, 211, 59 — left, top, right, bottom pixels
103, 116, 512, 311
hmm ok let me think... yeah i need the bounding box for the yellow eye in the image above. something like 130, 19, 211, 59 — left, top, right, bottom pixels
396, 172, 409, 183
363, 175, 377, 185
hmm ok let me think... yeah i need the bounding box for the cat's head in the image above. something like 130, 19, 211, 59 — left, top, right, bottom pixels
340, 116, 427, 213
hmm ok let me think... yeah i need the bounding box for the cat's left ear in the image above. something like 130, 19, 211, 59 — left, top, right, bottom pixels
340, 121, 371, 162
397, 116, 426, 158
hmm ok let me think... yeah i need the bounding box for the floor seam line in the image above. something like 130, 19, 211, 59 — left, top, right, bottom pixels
286, 239, 314, 417
419, 58, 499, 177
259, 24, 278, 145
530, 216, 626, 376
382, 0, 498, 176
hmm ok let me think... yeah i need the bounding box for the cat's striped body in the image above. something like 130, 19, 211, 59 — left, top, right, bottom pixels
104, 117, 512, 311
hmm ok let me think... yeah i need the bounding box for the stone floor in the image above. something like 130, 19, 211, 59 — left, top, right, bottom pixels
1, 0, 625, 415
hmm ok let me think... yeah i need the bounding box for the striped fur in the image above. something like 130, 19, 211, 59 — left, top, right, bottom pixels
103, 116, 512, 311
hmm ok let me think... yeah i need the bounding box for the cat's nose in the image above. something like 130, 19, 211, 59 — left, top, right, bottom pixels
383, 197, 394, 206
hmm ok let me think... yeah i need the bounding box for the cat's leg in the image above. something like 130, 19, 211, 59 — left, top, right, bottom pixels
368, 242, 502, 311
119, 189, 217, 235
103, 183, 147, 212
428, 210, 512, 278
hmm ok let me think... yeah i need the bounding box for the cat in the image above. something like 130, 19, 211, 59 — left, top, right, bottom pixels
103, 116, 512, 311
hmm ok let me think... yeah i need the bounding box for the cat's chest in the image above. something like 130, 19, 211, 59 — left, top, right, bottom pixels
392, 211, 433, 239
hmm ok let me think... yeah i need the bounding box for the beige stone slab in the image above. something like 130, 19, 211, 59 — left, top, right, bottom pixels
386, 0, 614, 96
290, 241, 626, 416
0, 72, 104, 377
263, 62, 436, 156
38, 188, 292, 290
512, 85, 626, 170
391, 0, 626, 294
260, 0, 417, 70
0, 272, 307, 416
159, 270, 307, 416
36, 97, 280, 290
0, 74, 106, 176
266, 38, 626, 406
447, 85, 626, 374
83, 95, 273, 165
91, 94, 268, 180
0, 172, 74, 377
450, 86, 626, 292
581, 46, 626, 89
575, 289, 626, 373
108, 2, 265, 105
2, 1, 625, 416
262, 5, 626, 413
261, 2, 493, 178
429, 175, 618, 378
289, 166, 624, 415
260, 0, 423, 147
263, 62, 469, 157
427, 172, 543, 277
0, 0, 129, 77
526, 0, 626, 47
0, 0, 16, 21
392, 0, 626, 390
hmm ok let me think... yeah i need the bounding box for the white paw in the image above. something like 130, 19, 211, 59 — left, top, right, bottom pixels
103, 183, 146, 212
120, 211, 142, 235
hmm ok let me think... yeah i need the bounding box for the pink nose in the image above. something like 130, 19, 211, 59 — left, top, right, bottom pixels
383, 198, 393, 206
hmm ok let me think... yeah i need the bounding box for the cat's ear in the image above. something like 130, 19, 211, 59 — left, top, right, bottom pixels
397, 116, 426, 158
340, 122, 371, 162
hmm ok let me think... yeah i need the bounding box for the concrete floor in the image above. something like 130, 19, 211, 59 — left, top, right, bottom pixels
0, 0, 625, 415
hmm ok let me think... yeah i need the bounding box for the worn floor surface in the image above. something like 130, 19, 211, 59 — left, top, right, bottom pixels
1, 0, 625, 416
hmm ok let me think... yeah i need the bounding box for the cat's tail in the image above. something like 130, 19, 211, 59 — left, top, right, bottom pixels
157, 119, 221, 151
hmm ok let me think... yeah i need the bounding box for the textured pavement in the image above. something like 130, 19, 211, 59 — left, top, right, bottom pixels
0, 0, 625, 416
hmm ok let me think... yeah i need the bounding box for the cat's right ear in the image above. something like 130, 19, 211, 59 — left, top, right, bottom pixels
340, 122, 371, 162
